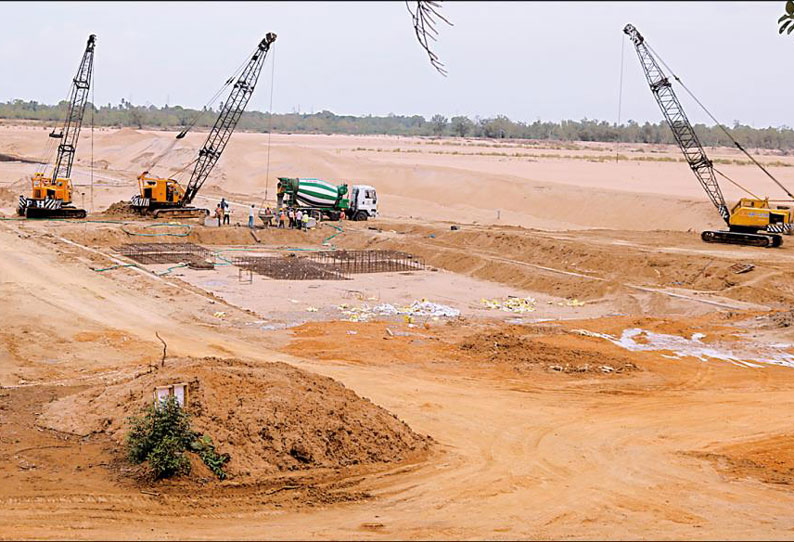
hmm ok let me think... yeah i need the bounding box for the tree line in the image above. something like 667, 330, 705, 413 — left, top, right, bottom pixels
2, 99, 793, 152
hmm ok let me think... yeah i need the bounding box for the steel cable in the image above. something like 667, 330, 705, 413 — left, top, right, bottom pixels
645, 41, 794, 200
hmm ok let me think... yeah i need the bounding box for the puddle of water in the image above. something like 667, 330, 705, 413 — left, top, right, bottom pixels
259, 320, 307, 331
578, 328, 794, 369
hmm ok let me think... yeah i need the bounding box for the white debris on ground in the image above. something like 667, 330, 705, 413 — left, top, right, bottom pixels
481, 296, 536, 313
547, 299, 586, 307
375, 300, 460, 318
573, 328, 794, 369
337, 299, 460, 322
480, 296, 586, 314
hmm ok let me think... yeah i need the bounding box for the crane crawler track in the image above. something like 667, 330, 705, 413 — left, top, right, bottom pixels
701, 230, 781, 248
151, 207, 209, 220
24, 206, 87, 220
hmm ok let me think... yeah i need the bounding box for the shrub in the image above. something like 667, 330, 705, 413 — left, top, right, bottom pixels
147, 434, 191, 479
190, 435, 230, 480
125, 396, 228, 480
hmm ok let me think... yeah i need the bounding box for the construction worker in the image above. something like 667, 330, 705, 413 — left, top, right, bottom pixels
296, 209, 303, 229
248, 204, 255, 228
301, 211, 309, 231
279, 208, 287, 229
215, 204, 223, 227
221, 198, 231, 225
288, 208, 296, 229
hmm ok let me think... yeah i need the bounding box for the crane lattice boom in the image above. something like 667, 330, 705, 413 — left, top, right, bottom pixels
623, 24, 729, 224
51, 34, 96, 183
182, 33, 276, 205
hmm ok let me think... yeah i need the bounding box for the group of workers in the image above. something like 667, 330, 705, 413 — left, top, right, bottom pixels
214, 198, 258, 228
260, 206, 313, 230
214, 197, 319, 231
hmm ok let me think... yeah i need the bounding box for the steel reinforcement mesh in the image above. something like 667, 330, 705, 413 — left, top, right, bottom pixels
230, 255, 351, 280
115, 243, 210, 264
305, 250, 425, 274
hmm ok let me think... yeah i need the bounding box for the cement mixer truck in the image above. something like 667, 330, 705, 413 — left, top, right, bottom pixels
274, 177, 378, 221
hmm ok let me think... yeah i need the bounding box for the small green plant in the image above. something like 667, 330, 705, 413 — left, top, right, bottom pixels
190, 435, 230, 480
125, 396, 228, 480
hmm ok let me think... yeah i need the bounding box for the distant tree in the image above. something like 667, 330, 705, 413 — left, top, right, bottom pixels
450, 115, 473, 137
128, 107, 144, 129
780, 1, 794, 34
3, 99, 794, 150
431, 114, 448, 135
481, 115, 513, 139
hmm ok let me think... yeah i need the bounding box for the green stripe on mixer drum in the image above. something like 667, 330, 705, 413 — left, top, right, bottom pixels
298, 189, 337, 202
300, 181, 337, 194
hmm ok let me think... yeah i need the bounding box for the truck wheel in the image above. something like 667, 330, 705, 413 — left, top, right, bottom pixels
354, 211, 368, 221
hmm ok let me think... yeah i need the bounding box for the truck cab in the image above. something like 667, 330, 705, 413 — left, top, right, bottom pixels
350, 185, 378, 221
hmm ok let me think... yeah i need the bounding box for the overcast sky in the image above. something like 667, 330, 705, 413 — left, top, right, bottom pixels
1, 1, 791, 127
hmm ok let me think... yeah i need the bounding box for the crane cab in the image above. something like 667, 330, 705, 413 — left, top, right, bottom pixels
135, 172, 186, 206
728, 198, 793, 234
17, 172, 85, 218
30, 172, 74, 204
131, 172, 207, 219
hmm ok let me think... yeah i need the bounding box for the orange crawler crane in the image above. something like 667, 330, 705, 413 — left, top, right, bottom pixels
130, 33, 276, 219
18, 34, 96, 219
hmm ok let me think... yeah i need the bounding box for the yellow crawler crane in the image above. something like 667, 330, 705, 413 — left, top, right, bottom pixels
624, 24, 793, 247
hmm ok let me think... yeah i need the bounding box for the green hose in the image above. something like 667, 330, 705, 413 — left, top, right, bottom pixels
156, 263, 189, 276
211, 222, 345, 255
322, 224, 344, 246
93, 263, 140, 272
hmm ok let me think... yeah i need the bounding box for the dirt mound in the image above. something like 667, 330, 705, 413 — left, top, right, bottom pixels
459, 328, 639, 375
39, 357, 430, 480
0, 186, 19, 204
0, 152, 37, 164
693, 434, 794, 486
96, 200, 139, 218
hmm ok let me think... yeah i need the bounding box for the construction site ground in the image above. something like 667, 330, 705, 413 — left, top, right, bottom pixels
3, 128, 794, 539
